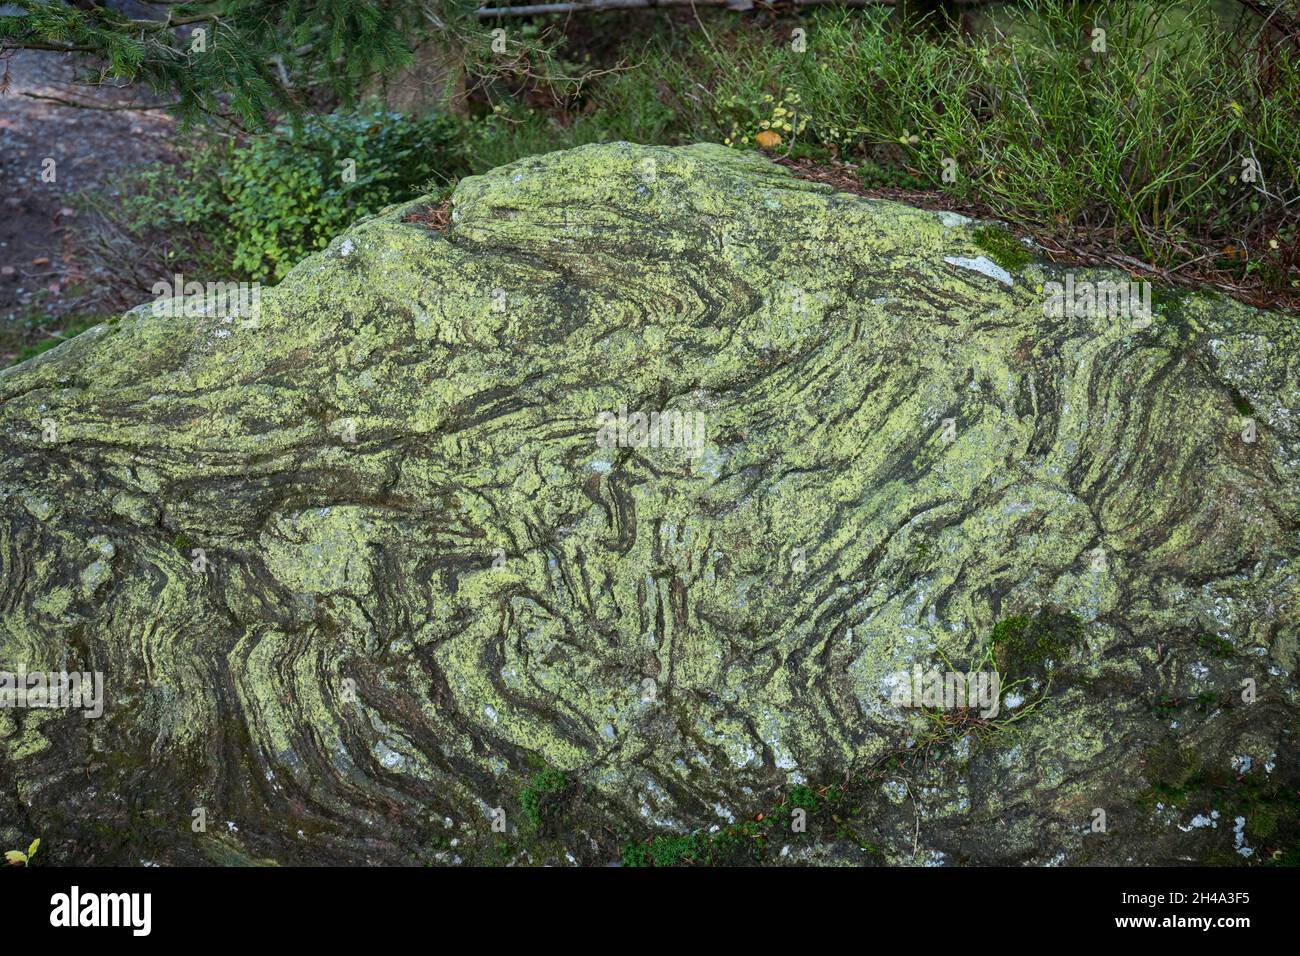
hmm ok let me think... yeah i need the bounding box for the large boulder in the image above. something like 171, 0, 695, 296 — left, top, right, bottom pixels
1, 143, 1296, 865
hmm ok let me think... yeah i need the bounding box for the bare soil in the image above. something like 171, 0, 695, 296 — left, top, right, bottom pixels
1, 28, 176, 362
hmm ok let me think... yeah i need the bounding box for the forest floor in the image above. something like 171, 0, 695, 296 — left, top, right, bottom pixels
0, 3, 175, 364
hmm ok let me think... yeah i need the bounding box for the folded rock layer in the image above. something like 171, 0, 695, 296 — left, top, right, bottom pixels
0, 143, 1296, 865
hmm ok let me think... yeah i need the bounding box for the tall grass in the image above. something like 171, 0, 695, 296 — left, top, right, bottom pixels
467, 1, 1299, 282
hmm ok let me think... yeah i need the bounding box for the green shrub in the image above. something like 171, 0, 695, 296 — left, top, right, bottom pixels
106, 108, 464, 284
224, 110, 463, 280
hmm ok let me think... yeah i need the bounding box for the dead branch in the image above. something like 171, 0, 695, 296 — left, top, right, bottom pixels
476, 0, 899, 20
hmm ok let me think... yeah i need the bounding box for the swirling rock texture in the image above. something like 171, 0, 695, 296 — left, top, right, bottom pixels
1, 143, 1297, 866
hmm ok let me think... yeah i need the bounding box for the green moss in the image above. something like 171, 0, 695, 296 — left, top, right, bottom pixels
1150, 282, 1194, 314
621, 782, 861, 866
856, 159, 926, 190
1197, 632, 1235, 658
519, 767, 570, 831
621, 819, 771, 867
989, 609, 1082, 682
971, 225, 1033, 272
1141, 747, 1300, 858
787, 784, 827, 811
1212, 770, 1300, 844
1143, 740, 1200, 791
1267, 846, 1300, 867
1152, 696, 1183, 719
621, 833, 706, 867
1137, 742, 1200, 811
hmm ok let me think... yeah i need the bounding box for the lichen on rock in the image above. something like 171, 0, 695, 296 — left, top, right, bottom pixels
0, 142, 1296, 865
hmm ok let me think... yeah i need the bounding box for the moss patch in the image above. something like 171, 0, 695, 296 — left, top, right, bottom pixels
971, 225, 1033, 272
519, 767, 571, 832
620, 785, 847, 866
990, 609, 1082, 683
1197, 632, 1235, 659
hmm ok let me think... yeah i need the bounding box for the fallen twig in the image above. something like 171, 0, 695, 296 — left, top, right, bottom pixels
475, 0, 979, 19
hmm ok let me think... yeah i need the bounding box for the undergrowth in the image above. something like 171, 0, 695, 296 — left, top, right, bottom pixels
63, 1, 1300, 348
463, 0, 1299, 292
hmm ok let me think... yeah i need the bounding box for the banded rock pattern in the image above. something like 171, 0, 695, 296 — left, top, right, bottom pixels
0, 143, 1297, 865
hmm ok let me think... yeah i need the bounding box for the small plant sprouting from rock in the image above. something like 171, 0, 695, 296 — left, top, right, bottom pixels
5, 838, 40, 867
621, 820, 772, 867
915, 611, 1081, 748
786, 784, 824, 811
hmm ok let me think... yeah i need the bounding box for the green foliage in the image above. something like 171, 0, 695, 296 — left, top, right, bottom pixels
621, 833, 707, 867
621, 822, 769, 867
5, 838, 40, 867
786, 785, 823, 811
223, 110, 461, 280
519, 767, 569, 831
1142, 740, 1201, 798
856, 159, 927, 191
1197, 632, 1236, 658
621, 784, 846, 866
112, 109, 463, 283
60, 2, 1298, 298
1, 1, 431, 127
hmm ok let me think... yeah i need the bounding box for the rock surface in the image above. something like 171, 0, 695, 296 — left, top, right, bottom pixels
1, 142, 1297, 866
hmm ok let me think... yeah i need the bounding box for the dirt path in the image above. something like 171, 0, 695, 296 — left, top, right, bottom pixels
1, 4, 176, 361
